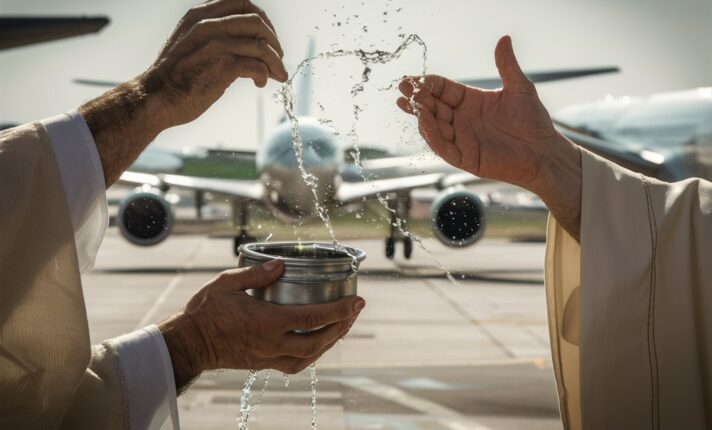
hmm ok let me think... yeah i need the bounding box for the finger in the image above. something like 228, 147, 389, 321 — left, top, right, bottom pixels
191, 37, 286, 82
270, 356, 317, 374
396, 97, 415, 114
195, 14, 283, 62
244, 2, 280, 45
435, 100, 454, 123
494, 35, 533, 93
437, 119, 455, 142
233, 56, 271, 87
182, 1, 283, 57
398, 78, 437, 113
283, 296, 365, 332
218, 37, 287, 81
419, 75, 467, 108
270, 335, 344, 374
278, 317, 355, 358
415, 103, 462, 167
398, 77, 417, 97
213, 260, 284, 292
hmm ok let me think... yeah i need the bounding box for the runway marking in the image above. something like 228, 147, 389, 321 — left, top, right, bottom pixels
314, 356, 550, 370
331, 376, 492, 430
135, 240, 205, 329
424, 279, 516, 358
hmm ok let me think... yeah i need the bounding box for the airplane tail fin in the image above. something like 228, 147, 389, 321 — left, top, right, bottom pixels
460, 66, 620, 89
294, 36, 316, 117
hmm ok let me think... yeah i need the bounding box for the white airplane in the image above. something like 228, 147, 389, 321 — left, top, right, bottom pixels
554, 87, 712, 181
80, 41, 619, 259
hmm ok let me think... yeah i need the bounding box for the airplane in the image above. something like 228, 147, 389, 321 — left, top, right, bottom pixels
0, 16, 109, 51
553, 88, 712, 182
111, 39, 620, 259
0, 21, 620, 259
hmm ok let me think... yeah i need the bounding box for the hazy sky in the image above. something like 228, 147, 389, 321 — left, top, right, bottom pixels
1, 0, 710, 154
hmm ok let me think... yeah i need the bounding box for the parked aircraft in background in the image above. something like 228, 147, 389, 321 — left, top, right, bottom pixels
0, 16, 108, 51
554, 88, 712, 181
113, 39, 619, 259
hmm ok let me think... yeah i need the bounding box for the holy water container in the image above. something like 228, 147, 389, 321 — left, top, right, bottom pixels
238, 241, 366, 305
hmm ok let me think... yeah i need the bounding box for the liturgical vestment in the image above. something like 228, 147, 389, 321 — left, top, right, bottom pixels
0, 119, 178, 429
545, 149, 712, 429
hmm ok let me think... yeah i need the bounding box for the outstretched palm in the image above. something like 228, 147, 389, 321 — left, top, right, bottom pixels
397, 36, 558, 189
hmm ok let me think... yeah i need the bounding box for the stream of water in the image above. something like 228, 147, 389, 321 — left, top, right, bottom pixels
239, 30, 460, 430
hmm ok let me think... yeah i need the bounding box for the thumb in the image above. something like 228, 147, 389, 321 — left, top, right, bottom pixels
494, 35, 531, 91
215, 260, 285, 292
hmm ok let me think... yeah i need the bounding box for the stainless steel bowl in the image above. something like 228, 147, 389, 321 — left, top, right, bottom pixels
238, 241, 367, 305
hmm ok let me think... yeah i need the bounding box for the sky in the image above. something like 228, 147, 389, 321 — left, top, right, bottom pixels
1, 0, 711, 154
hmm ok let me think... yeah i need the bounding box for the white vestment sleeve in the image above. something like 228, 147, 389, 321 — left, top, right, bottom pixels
109, 325, 180, 430
546, 148, 712, 429
41, 110, 108, 273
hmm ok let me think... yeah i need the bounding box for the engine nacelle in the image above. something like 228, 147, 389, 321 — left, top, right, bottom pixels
430, 189, 486, 247
118, 190, 174, 246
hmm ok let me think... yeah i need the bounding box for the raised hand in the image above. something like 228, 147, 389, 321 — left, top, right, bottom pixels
144, 0, 288, 127
398, 35, 583, 240
397, 36, 561, 190
80, 0, 289, 186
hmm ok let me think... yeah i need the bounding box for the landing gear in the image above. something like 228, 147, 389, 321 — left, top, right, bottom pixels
403, 236, 413, 259
383, 192, 414, 260
385, 237, 395, 259
234, 233, 257, 256
232, 200, 256, 257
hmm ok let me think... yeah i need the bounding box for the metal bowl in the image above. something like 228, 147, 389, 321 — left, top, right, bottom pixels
238, 241, 367, 305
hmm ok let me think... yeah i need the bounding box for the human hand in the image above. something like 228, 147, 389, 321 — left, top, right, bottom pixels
397, 35, 582, 240
397, 35, 564, 190
159, 260, 365, 392
143, 0, 288, 128
80, 0, 289, 186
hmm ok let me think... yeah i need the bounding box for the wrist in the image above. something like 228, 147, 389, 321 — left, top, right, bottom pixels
158, 312, 206, 393
529, 132, 582, 240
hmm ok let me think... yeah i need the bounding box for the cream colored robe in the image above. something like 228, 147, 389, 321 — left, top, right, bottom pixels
546, 149, 712, 429
0, 123, 126, 429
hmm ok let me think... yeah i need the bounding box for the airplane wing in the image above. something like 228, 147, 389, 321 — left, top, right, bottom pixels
554, 121, 664, 177
460, 66, 619, 89
336, 171, 484, 204
0, 16, 109, 50
118, 171, 264, 201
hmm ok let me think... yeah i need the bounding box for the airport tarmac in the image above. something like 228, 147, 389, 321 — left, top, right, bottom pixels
83, 230, 562, 430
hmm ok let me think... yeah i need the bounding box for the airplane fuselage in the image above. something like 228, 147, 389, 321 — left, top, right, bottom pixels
555, 87, 712, 181
256, 117, 344, 220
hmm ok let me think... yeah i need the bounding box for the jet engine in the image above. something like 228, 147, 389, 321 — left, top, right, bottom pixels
117, 190, 174, 246
430, 189, 486, 247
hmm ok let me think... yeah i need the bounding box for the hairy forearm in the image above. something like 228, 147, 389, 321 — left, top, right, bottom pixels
529, 132, 582, 241
158, 314, 205, 394
79, 75, 167, 187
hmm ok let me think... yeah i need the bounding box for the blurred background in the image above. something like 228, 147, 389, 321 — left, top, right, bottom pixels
1, 0, 710, 429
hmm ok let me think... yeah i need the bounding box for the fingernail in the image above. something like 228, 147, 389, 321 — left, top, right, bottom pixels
263, 259, 282, 271
353, 299, 365, 312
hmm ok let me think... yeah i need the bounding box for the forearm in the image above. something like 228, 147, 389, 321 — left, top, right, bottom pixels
79, 75, 168, 187
529, 132, 582, 241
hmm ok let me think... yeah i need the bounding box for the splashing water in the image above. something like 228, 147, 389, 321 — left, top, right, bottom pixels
237, 371, 272, 429
252, 370, 271, 411
238, 370, 258, 430
347, 40, 457, 283
275, 34, 456, 282
309, 363, 318, 430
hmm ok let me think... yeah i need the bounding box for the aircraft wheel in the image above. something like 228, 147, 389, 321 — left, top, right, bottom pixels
385, 237, 395, 259
403, 237, 413, 260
